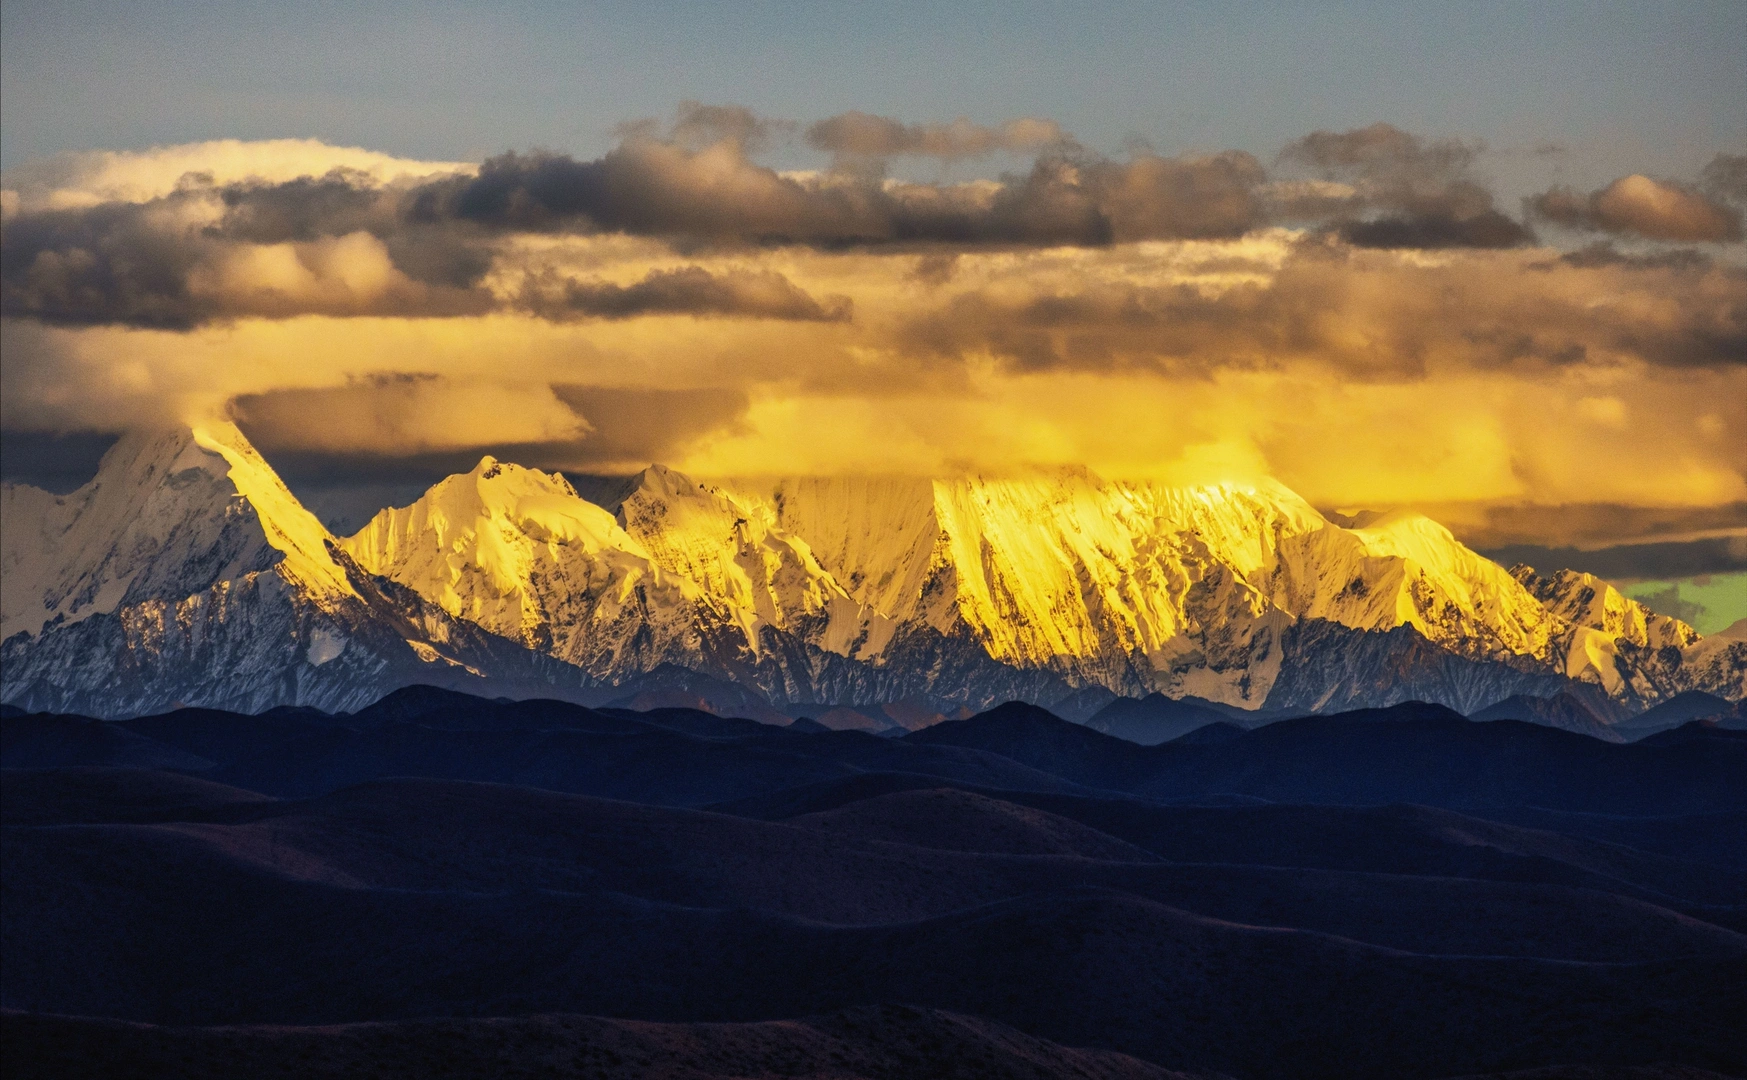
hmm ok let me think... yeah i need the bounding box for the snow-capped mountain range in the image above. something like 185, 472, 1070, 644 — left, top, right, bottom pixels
3, 424, 1742, 721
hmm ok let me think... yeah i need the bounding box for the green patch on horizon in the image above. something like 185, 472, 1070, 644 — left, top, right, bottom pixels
1619, 572, 1747, 635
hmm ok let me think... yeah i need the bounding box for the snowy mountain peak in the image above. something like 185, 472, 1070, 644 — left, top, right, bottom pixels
2, 424, 609, 717
1509, 564, 1706, 697
1, 423, 354, 642
1513, 565, 1699, 649
613, 465, 869, 651
6, 434, 1741, 719
187, 422, 356, 598
341, 458, 716, 669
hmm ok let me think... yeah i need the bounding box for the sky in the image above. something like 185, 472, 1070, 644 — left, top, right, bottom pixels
2, 1, 1745, 626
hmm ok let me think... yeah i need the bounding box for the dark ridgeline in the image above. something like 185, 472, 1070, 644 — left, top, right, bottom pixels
3, 689, 1745, 1080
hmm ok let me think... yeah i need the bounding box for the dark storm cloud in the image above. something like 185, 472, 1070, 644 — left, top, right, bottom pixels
0, 429, 121, 492
1, 131, 1274, 326
1526, 174, 1743, 243
1451, 502, 1747, 550
1275, 123, 1534, 249
211, 169, 398, 243
1337, 212, 1530, 250
897, 243, 1747, 375
234, 380, 750, 499
0, 201, 215, 329
1549, 242, 1713, 271
0, 168, 847, 328
0, 185, 496, 328
429, 141, 1266, 245
1481, 534, 1747, 582
515, 266, 852, 322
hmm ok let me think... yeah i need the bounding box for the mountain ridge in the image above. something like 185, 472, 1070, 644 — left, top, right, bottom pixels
2, 425, 1741, 719
0, 426, 601, 716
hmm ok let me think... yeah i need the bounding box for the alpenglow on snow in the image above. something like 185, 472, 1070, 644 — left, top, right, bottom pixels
3, 425, 1742, 719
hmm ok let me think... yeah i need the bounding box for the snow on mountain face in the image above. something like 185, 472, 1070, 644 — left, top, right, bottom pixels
339, 460, 916, 705
358, 457, 1731, 712
710, 472, 1743, 709
341, 458, 710, 674
4, 429, 1741, 718
6, 430, 262, 641
611, 465, 882, 656
1515, 566, 1699, 654
1510, 566, 1740, 702
1, 427, 596, 717
1266, 511, 1568, 665
0, 425, 359, 642
710, 474, 1311, 704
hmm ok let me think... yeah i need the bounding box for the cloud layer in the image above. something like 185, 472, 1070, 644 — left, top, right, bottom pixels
1528, 169, 1743, 243
2, 115, 1578, 331
1275, 123, 1533, 248
2, 113, 1744, 550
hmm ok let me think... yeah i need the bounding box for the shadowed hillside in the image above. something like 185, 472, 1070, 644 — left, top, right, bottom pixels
0, 1006, 1217, 1080
4, 690, 1745, 1079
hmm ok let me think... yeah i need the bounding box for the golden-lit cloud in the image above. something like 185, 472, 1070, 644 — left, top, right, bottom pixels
0, 139, 471, 215
2, 120, 1744, 553
1528, 173, 1743, 243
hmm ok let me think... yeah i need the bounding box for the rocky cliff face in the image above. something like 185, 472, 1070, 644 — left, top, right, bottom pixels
4, 427, 1741, 719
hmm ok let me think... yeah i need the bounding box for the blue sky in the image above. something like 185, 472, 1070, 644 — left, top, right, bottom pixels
5, 0, 1743, 199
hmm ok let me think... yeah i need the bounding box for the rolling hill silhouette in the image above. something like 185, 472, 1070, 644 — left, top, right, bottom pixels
4, 689, 1745, 1079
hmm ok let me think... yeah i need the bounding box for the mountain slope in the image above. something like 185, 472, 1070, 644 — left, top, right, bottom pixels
2, 1007, 1207, 1080
1471, 692, 1623, 742
0, 426, 595, 717
1084, 693, 1230, 745
341, 459, 710, 672
5, 763, 1743, 1079
720, 473, 1741, 712
4, 435, 1741, 718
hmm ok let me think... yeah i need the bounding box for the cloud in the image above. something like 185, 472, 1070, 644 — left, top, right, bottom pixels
1527, 174, 1743, 242
229, 380, 751, 490
0, 139, 471, 216
5, 118, 1569, 331
550, 385, 752, 467
0, 170, 847, 328
229, 373, 588, 455
4, 129, 1746, 542
666, 101, 790, 152
1702, 153, 1747, 204
0, 429, 121, 493
434, 140, 1267, 246
1, 140, 1274, 327
5, 263, 1743, 525
805, 112, 1064, 160
1478, 535, 1747, 581
0, 197, 494, 328
894, 242, 1747, 376
515, 266, 852, 322
1275, 122, 1533, 249
1553, 242, 1712, 271
1425, 500, 1747, 550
